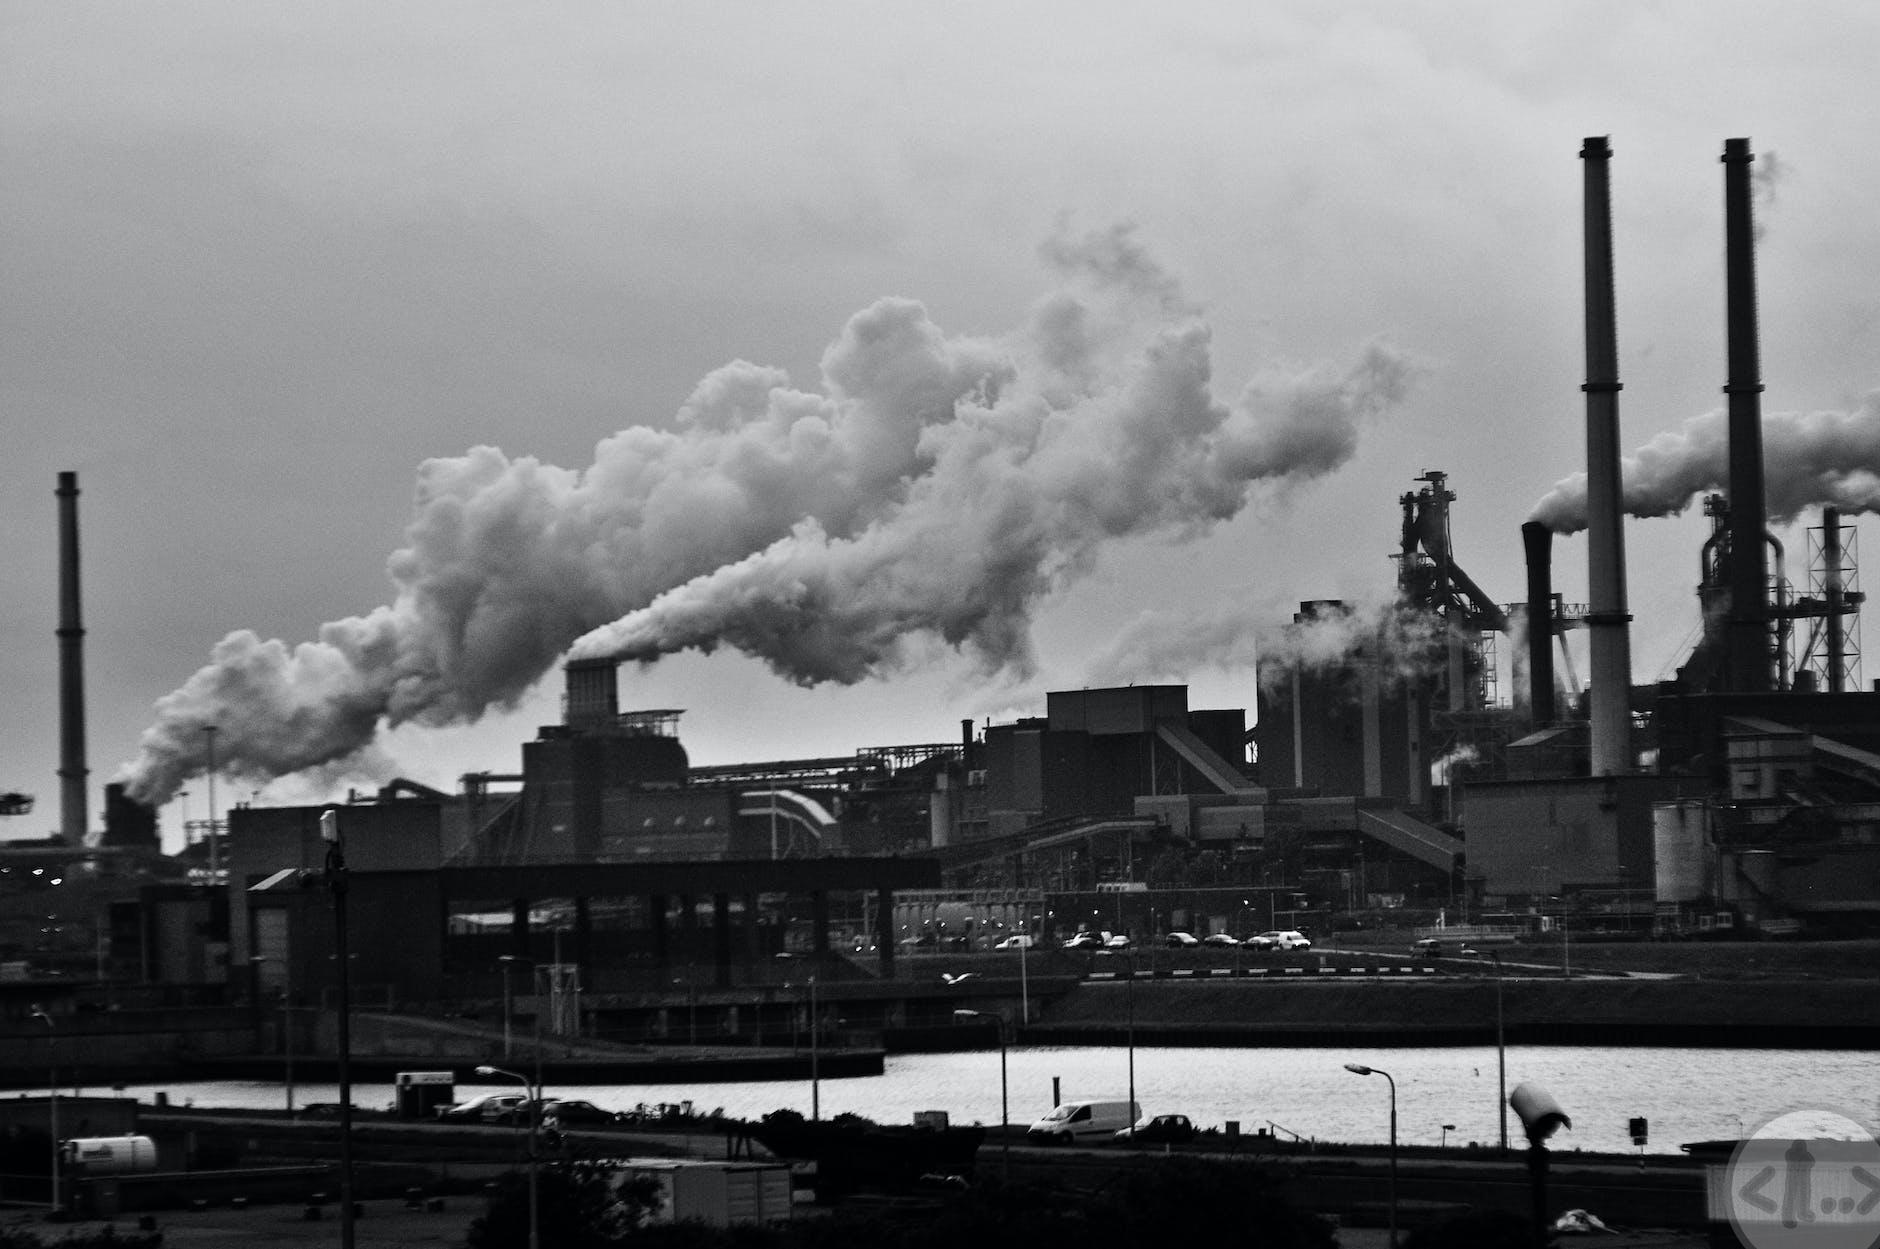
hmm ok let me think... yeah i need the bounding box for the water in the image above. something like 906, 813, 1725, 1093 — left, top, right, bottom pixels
89, 1045, 1878, 1156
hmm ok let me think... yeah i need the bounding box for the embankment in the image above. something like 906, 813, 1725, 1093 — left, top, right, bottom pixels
1024, 977, 1880, 1048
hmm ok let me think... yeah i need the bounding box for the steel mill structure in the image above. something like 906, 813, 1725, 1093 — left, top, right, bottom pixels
13, 136, 1880, 1017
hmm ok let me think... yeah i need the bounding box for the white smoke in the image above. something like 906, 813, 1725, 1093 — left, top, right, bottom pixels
1529, 393, 1880, 534
121, 226, 1417, 806
1081, 594, 1448, 700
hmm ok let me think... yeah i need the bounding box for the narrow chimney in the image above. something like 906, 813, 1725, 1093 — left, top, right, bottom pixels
1824, 507, 1846, 694
1581, 138, 1634, 776
1723, 137, 1771, 692
56, 472, 88, 843
1522, 521, 1557, 725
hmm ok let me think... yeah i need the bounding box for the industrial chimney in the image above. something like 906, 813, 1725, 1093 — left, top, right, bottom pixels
1521, 520, 1557, 726
56, 472, 88, 843
1722, 138, 1772, 692
1581, 138, 1634, 775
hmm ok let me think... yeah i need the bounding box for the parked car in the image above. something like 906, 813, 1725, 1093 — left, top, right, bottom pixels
437, 1092, 527, 1123
1245, 930, 1312, 951
993, 934, 1037, 950
1062, 932, 1104, 950
1116, 1113, 1197, 1144
1164, 931, 1200, 948
1103, 933, 1132, 950
1201, 932, 1241, 948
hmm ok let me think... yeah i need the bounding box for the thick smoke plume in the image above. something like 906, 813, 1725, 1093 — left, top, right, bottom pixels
122, 226, 1415, 805
1530, 394, 1880, 534
1082, 595, 1448, 698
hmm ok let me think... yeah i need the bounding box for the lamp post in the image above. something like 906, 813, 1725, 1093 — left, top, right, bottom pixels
808, 976, 820, 1121
30, 1006, 57, 1217
1491, 950, 1507, 1153
320, 807, 355, 1249
1126, 955, 1137, 1129
498, 954, 536, 1062
477, 1064, 540, 1249
952, 1009, 1009, 1179
1344, 1063, 1397, 1249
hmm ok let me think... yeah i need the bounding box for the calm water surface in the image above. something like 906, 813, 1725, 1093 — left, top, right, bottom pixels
90, 1045, 1879, 1156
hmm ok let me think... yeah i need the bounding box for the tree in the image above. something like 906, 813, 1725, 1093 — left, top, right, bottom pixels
465, 1159, 663, 1249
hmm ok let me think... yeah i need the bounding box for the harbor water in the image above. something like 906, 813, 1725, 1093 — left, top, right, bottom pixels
94, 1044, 1878, 1155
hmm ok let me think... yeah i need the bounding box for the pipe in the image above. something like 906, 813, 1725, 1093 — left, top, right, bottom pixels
1521, 522, 1557, 726
1723, 138, 1771, 691
1581, 138, 1634, 775
55, 472, 87, 844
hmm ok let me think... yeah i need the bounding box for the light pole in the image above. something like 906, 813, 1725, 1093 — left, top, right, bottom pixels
1491, 950, 1507, 1153
202, 725, 219, 880
809, 976, 820, 1121
1124, 952, 1137, 1132
320, 807, 355, 1249
30, 1006, 57, 1217
498, 954, 535, 1062
1344, 1063, 1397, 1249
477, 1064, 540, 1249
952, 1009, 1009, 1179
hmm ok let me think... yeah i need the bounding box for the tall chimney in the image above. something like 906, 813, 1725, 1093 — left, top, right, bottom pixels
1824, 507, 1847, 694
1723, 138, 1772, 692
56, 471, 88, 843
1521, 520, 1557, 725
1581, 138, 1634, 776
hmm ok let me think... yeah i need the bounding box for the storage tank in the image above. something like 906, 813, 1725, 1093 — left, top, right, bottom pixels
61, 1136, 158, 1176
1652, 801, 1714, 904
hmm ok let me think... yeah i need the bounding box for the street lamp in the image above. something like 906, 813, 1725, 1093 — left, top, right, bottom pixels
1344, 1063, 1398, 1249
498, 954, 536, 1062
320, 806, 356, 1249
1490, 950, 1507, 1153
952, 1009, 1009, 1179
477, 1064, 541, 1249
30, 1006, 57, 1217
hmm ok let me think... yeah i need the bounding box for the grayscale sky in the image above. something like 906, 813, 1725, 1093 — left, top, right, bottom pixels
6, 2, 1880, 849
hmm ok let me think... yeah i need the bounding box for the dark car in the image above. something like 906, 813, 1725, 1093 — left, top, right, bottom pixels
539, 1099, 622, 1129
1116, 1113, 1196, 1144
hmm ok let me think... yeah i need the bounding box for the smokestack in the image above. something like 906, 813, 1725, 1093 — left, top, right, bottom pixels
1581, 138, 1634, 776
1723, 138, 1772, 692
56, 472, 87, 844
563, 658, 620, 727
1824, 507, 1847, 693
1521, 521, 1557, 725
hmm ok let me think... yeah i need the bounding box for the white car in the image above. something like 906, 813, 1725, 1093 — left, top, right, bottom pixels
993, 934, 1037, 950
1164, 931, 1200, 948
1245, 930, 1312, 951
1103, 933, 1132, 950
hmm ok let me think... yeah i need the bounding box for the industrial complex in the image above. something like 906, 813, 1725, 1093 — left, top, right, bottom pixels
4, 136, 1879, 1041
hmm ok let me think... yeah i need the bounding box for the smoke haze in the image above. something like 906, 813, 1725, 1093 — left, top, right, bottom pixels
120, 227, 1416, 806
1529, 394, 1880, 534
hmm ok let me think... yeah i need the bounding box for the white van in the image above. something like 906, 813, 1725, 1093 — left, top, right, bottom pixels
1026, 1099, 1141, 1145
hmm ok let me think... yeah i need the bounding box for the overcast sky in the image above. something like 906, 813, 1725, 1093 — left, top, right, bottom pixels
7, 2, 1880, 850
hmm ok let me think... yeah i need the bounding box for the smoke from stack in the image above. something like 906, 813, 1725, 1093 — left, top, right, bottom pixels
119, 226, 1417, 806
1080, 595, 1446, 697
1528, 395, 1880, 535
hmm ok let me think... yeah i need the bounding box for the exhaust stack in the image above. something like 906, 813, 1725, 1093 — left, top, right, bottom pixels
56, 472, 88, 843
1521, 521, 1557, 725
1722, 138, 1772, 692
1581, 138, 1634, 775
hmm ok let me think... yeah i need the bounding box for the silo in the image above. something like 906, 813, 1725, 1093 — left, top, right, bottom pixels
1652, 800, 1714, 904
